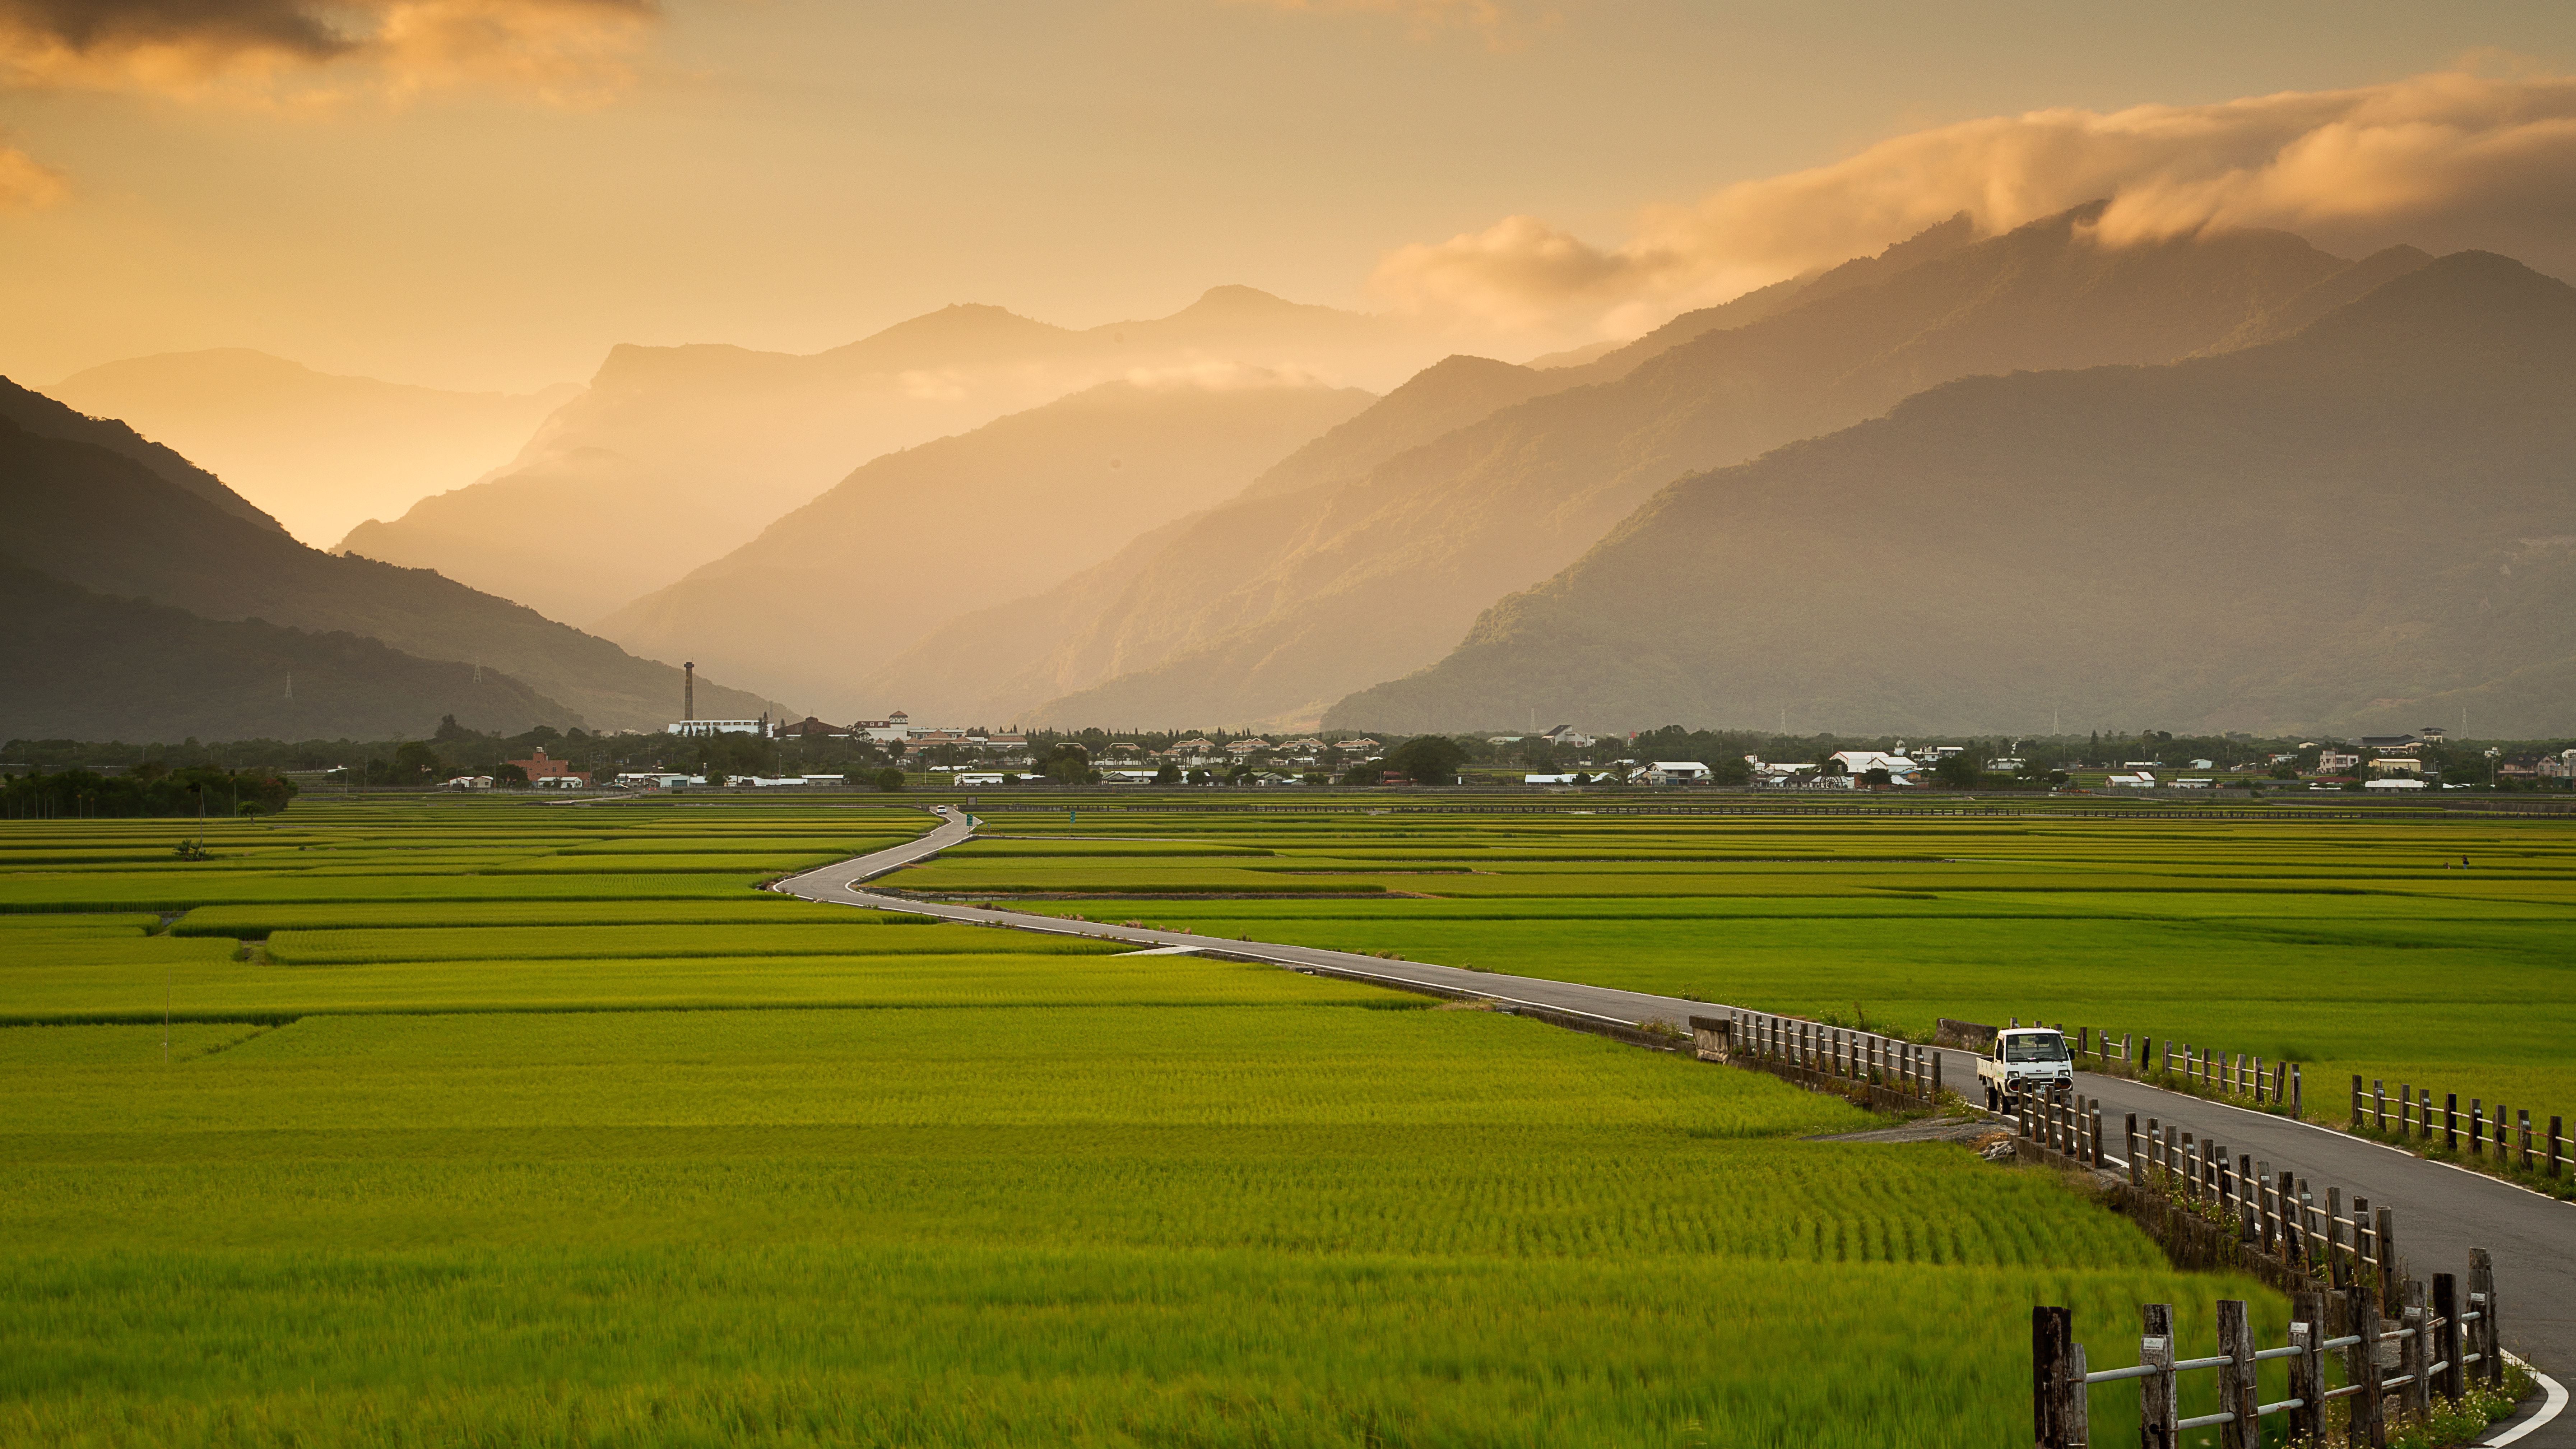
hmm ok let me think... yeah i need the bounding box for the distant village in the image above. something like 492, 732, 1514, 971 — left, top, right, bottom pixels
418, 712, 2576, 794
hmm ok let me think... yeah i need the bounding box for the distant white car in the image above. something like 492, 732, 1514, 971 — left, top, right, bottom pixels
1977, 1028, 2074, 1110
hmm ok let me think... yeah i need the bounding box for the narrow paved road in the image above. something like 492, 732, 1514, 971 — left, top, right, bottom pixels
774, 808, 2572, 1443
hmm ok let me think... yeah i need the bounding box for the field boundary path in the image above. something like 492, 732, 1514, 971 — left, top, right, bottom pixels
770, 809, 2574, 1445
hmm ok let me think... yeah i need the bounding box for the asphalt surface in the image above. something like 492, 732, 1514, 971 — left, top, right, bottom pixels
775, 807, 2572, 1444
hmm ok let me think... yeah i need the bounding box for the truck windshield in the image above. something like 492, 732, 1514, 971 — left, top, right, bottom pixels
2005, 1034, 2067, 1063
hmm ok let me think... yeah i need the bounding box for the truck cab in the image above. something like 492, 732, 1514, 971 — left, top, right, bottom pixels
1977, 1028, 2074, 1111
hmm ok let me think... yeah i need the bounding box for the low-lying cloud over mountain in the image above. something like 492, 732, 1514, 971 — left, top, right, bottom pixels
1377, 68, 2576, 343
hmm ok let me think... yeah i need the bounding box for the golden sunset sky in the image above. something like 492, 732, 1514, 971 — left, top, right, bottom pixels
6, 1, 2576, 393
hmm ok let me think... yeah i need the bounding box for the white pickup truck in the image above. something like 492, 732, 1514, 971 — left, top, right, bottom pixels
1978, 1027, 2075, 1111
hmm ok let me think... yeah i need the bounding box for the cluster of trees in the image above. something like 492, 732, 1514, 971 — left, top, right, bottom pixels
1, 765, 297, 819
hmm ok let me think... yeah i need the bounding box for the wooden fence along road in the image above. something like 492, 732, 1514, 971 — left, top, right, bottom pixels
2035, 1254, 2504, 1449
1988, 1016, 2571, 1199
772, 809, 2576, 1446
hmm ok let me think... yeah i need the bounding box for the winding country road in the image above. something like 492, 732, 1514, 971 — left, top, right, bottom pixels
774, 806, 2573, 1445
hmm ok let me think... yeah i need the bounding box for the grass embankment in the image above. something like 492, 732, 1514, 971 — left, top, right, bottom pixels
0, 799, 2280, 1445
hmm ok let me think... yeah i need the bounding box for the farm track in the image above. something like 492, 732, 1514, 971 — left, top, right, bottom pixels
776, 808, 2576, 1445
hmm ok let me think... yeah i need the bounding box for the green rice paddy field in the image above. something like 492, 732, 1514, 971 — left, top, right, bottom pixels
937, 802, 2576, 1122
10, 794, 2548, 1445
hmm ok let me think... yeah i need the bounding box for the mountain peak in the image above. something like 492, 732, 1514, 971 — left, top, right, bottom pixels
1182, 285, 1301, 315
2288, 249, 2576, 359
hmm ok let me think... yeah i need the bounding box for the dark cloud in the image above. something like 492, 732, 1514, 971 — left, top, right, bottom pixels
0, 0, 355, 61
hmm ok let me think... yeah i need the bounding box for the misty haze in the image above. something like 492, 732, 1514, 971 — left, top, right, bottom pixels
5, 5, 2575, 1446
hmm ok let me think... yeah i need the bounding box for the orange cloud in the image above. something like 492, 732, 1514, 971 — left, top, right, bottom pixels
0, 0, 659, 104
1375, 66, 2576, 339
0, 137, 67, 207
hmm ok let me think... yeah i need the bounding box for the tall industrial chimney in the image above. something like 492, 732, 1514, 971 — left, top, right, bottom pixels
684, 661, 695, 722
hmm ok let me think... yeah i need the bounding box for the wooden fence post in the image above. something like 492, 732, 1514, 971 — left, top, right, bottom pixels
2127, 1113, 2142, 1187
2374, 1079, 2387, 1132
2292, 1063, 2302, 1119
2325, 1188, 2345, 1287
2255, 1164, 2275, 1252
2399, 1083, 2412, 1137
2068, 1341, 2090, 1449
2376, 1207, 2398, 1311
2433, 1272, 2461, 1402
2351, 1287, 2386, 1449
2141, 1303, 2177, 1449
2445, 1093, 2459, 1152
2399, 1277, 2429, 1419
2519, 1109, 2533, 1172
2033, 1305, 2075, 1449
2471, 1099, 2486, 1159
2217, 1298, 2258, 1449
2288, 1290, 2324, 1444
2470, 1247, 2499, 1389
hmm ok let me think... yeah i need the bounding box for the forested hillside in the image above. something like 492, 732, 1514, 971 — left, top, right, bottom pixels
1014, 206, 2356, 731
0, 415, 776, 733
1331, 252, 2576, 739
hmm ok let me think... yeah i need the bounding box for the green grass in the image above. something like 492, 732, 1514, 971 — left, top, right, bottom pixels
0, 1007, 2271, 1447
0, 798, 2328, 1444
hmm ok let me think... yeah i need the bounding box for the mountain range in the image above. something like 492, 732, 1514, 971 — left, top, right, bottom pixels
879, 205, 2375, 731
0, 378, 774, 739
47, 350, 576, 547
27, 220, 2574, 743
0, 557, 577, 742
1331, 251, 2576, 738
337, 287, 1435, 631
593, 375, 1377, 716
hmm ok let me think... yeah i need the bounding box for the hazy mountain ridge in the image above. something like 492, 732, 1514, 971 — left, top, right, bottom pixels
0, 557, 578, 742
1328, 251, 2576, 738
0, 414, 777, 734
341, 286, 1435, 637
859, 352, 1585, 724
0, 376, 283, 534
594, 376, 1379, 717
339, 447, 696, 627
2195, 244, 2435, 354
1014, 206, 2352, 732
46, 350, 575, 546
